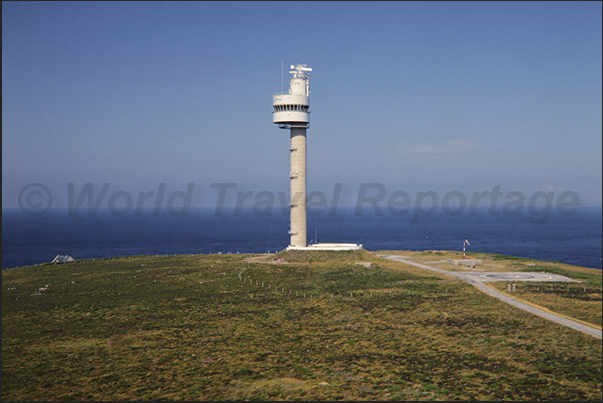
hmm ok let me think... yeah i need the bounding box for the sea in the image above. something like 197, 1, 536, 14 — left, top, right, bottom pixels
2, 207, 602, 270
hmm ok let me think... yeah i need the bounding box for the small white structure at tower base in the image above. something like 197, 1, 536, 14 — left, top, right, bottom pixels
287, 243, 363, 251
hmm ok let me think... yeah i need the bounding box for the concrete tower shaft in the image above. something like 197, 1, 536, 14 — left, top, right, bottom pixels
289, 127, 307, 247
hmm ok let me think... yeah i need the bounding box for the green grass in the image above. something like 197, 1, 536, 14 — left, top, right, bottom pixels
276, 249, 377, 262
2, 252, 602, 400
489, 253, 536, 262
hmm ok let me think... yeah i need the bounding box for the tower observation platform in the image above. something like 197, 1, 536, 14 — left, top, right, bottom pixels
272, 64, 311, 129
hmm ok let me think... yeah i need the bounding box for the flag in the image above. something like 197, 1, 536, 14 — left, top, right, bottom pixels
464, 239, 470, 246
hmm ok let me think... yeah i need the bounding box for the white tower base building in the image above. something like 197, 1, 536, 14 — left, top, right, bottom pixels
287, 243, 363, 251
273, 64, 362, 252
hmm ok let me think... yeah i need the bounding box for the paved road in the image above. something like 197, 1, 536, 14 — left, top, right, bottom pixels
381, 255, 602, 339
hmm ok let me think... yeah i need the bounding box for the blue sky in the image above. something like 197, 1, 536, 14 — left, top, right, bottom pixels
2, 1, 602, 209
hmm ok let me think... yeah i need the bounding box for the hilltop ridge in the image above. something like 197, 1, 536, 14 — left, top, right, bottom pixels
2, 250, 601, 400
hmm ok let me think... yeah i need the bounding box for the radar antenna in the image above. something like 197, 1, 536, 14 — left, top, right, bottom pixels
289, 64, 313, 79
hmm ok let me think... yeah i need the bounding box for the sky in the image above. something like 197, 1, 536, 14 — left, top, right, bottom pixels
2, 1, 602, 211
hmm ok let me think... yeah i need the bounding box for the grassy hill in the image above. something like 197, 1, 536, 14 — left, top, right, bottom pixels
2, 250, 601, 400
